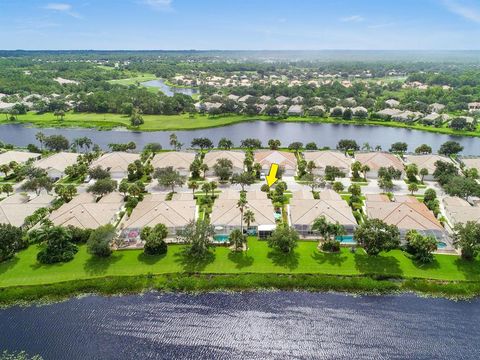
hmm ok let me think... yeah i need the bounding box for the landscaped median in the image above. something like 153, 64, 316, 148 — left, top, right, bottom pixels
1, 237, 480, 305
5, 112, 480, 137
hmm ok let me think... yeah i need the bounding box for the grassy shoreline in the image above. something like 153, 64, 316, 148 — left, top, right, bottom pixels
1, 273, 480, 307
4, 112, 480, 137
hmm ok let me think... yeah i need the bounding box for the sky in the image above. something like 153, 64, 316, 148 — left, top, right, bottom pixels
1, 0, 480, 50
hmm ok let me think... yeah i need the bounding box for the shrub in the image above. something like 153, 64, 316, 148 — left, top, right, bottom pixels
405, 230, 437, 263
66, 226, 92, 244
36, 227, 78, 264
268, 226, 299, 253
0, 224, 24, 262
143, 224, 169, 256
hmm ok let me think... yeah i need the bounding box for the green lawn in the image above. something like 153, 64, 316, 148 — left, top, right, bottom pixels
108, 73, 157, 86
6, 112, 480, 137
1, 238, 479, 288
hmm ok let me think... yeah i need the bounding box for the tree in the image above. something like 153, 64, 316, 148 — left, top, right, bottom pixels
302, 173, 326, 192
354, 219, 400, 256
177, 220, 215, 259
54, 184, 77, 202
305, 142, 317, 150
36, 131, 46, 150
44, 135, 69, 152
360, 164, 370, 180
143, 223, 168, 255
201, 182, 211, 197
191, 137, 213, 150
218, 137, 233, 149
169, 133, 179, 150
119, 179, 129, 196
337, 139, 359, 154
389, 142, 408, 154
200, 163, 209, 179
88, 166, 111, 180
378, 166, 402, 180
288, 142, 303, 152
36, 226, 78, 264
332, 181, 344, 193
405, 163, 419, 182
439, 141, 463, 156
351, 161, 362, 179
408, 182, 419, 195
324, 166, 345, 181
405, 230, 437, 264
378, 174, 394, 192
213, 158, 233, 181
268, 139, 281, 150
21, 176, 54, 195
0, 224, 23, 262
312, 216, 346, 251
130, 108, 144, 127
240, 138, 262, 149
444, 176, 480, 200
348, 184, 362, 196
230, 228, 246, 252
415, 144, 432, 154
267, 226, 299, 253
1, 183, 13, 196
419, 168, 429, 183
154, 166, 186, 192
231, 172, 255, 191
144, 142, 162, 153
87, 224, 115, 257
453, 221, 480, 260
433, 160, 459, 185
87, 178, 117, 197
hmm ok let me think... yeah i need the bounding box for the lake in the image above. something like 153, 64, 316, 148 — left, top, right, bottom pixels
1, 292, 479, 359
141, 78, 199, 97
0, 122, 479, 154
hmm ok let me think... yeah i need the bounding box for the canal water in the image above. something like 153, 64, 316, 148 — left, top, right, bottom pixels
0, 122, 479, 155
1, 292, 479, 359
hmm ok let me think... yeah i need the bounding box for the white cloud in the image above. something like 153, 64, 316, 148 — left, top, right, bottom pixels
44, 3, 82, 18
142, 0, 173, 11
443, 0, 480, 23
340, 15, 364, 22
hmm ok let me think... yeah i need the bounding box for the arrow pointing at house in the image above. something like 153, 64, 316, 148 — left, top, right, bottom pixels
266, 163, 279, 187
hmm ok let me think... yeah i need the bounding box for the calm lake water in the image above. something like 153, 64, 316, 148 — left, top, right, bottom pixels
141, 79, 199, 97
1, 292, 479, 359
1, 121, 479, 155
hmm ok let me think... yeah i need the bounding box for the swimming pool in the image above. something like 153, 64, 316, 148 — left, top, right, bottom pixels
213, 234, 230, 243
437, 241, 447, 249
335, 235, 356, 244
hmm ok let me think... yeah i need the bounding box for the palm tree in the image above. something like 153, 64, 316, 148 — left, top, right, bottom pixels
420, 168, 429, 183
243, 209, 255, 231
200, 163, 209, 179
229, 229, 246, 251
362, 142, 371, 151
188, 181, 198, 198
237, 197, 247, 234
169, 133, 178, 150
375, 145, 382, 151
361, 164, 370, 180
36, 132, 46, 150
210, 181, 217, 197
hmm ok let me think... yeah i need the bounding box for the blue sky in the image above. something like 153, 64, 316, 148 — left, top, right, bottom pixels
1, 0, 480, 50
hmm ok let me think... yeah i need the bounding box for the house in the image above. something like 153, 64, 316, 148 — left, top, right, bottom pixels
288, 189, 357, 237
227, 94, 240, 101
210, 193, 276, 238
34, 152, 79, 180
385, 99, 400, 108
461, 157, 480, 172
376, 108, 402, 119
468, 102, 480, 113
254, 150, 298, 176
0, 150, 40, 166
391, 110, 423, 122
151, 152, 196, 176
330, 106, 346, 116
303, 151, 352, 176
355, 152, 404, 179
365, 194, 444, 239
429, 103, 446, 113
90, 152, 140, 179
203, 151, 245, 176
351, 106, 368, 116
291, 96, 304, 104
0, 193, 54, 227
287, 104, 303, 116
238, 95, 253, 103
403, 154, 454, 181
48, 192, 124, 229
120, 193, 197, 240
442, 196, 480, 226
275, 96, 289, 104
421, 113, 450, 124
259, 95, 271, 103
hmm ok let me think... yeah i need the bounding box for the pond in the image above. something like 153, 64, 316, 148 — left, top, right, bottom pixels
1, 292, 479, 359
0, 121, 479, 154
141, 78, 199, 97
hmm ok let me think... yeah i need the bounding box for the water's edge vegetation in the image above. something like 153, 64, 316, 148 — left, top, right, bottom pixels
1, 273, 479, 307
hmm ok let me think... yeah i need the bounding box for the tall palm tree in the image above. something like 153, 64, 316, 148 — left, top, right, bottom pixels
36, 132, 45, 150
188, 181, 198, 198
243, 209, 255, 231
237, 197, 247, 234
169, 133, 178, 150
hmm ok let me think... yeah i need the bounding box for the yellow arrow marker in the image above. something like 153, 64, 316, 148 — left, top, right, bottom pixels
266, 163, 279, 187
